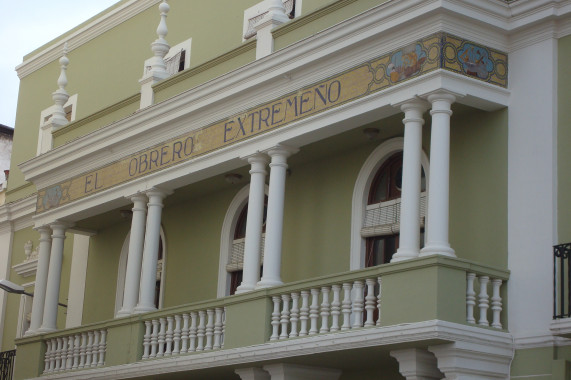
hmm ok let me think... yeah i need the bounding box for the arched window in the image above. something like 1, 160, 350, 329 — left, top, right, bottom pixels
115, 229, 166, 316
218, 184, 269, 297
351, 138, 429, 269
364, 152, 426, 266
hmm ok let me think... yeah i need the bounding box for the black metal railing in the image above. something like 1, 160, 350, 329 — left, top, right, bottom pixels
554, 243, 571, 319
0, 350, 15, 380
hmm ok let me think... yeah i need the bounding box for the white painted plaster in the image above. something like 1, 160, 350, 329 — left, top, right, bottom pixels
66, 234, 90, 328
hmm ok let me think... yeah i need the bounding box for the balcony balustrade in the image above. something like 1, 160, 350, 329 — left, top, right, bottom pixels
553, 242, 571, 319
13, 256, 508, 379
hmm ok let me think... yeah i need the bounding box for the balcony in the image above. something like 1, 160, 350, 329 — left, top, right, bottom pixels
551, 243, 571, 337
14, 256, 510, 380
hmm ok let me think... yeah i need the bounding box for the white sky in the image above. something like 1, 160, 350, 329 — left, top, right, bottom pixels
0, 0, 119, 129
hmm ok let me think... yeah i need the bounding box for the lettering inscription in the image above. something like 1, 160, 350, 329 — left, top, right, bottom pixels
36, 33, 507, 213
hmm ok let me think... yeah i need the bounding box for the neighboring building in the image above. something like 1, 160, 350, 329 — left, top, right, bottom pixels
0, 0, 570, 379
0, 125, 13, 206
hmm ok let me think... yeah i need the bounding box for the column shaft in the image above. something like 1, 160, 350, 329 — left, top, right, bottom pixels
134, 188, 169, 313
39, 223, 69, 332
236, 154, 268, 294
26, 226, 52, 335
420, 93, 456, 257
117, 194, 148, 316
392, 100, 427, 262
257, 146, 297, 289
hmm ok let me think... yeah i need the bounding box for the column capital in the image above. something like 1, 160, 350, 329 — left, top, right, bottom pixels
397, 98, 429, 113
244, 152, 270, 165
266, 144, 299, 159
126, 192, 148, 203
426, 92, 457, 115
34, 225, 52, 235
144, 187, 172, 200
49, 221, 74, 233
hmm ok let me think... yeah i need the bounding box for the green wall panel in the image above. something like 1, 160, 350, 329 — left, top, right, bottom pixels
558, 35, 571, 244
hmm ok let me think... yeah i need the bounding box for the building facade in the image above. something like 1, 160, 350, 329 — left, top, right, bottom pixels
0, 0, 570, 379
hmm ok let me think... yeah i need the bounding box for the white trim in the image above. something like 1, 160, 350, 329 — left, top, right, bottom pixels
37, 94, 78, 155
217, 184, 269, 298
65, 234, 90, 328
0, 196, 37, 232
142, 38, 192, 76
0, 227, 14, 350
16, 285, 33, 338
350, 137, 429, 270
115, 227, 166, 316
12, 259, 38, 278
23, 320, 513, 380
16, 0, 161, 79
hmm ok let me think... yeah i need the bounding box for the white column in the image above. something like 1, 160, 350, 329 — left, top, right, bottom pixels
392, 100, 427, 262
25, 227, 51, 335
390, 348, 442, 380
420, 92, 456, 258
39, 222, 71, 332
117, 194, 148, 316
236, 154, 269, 294
134, 188, 170, 313
257, 145, 297, 289
66, 234, 90, 328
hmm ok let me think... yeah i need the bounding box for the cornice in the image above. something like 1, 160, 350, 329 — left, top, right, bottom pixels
0, 196, 37, 231
12, 259, 38, 278
15, 0, 160, 79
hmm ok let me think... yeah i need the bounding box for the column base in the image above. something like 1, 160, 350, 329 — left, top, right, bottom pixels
256, 278, 283, 289
235, 283, 256, 294
133, 304, 157, 314
391, 248, 420, 263
419, 244, 456, 258
23, 329, 39, 337
37, 326, 57, 333
116, 308, 133, 318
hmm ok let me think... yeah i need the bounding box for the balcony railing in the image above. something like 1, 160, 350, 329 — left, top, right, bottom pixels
0, 350, 15, 380
14, 256, 509, 379
553, 243, 571, 319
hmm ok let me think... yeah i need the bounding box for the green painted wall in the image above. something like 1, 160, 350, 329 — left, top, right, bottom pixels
449, 107, 508, 268
274, 0, 388, 51
558, 35, 571, 244
1, 227, 74, 350
82, 221, 130, 324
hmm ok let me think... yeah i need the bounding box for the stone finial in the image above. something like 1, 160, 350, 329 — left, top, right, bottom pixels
51, 43, 70, 129
266, 0, 290, 23
149, 1, 171, 79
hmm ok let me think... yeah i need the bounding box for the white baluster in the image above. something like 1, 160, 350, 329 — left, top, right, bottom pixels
270, 296, 281, 341
478, 276, 490, 326
150, 319, 159, 358
376, 277, 382, 326
189, 312, 198, 352
299, 290, 310, 336
352, 281, 364, 329
320, 286, 331, 333
290, 293, 300, 338
214, 308, 223, 349
43, 339, 52, 373
85, 331, 94, 367
342, 283, 352, 330
72, 334, 81, 369
181, 313, 190, 353
165, 316, 174, 355
142, 321, 152, 359
365, 279, 376, 327
197, 310, 206, 351
491, 279, 503, 329
157, 318, 166, 357
330, 285, 341, 332
309, 288, 320, 335
66, 336, 74, 370
280, 294, 291, 339
206, 309, 215, 350
79, 332, 87, 369
466, 272, 476, 324
98, 330, 107, 366
173, 315, 182, 354
54, 337, 62, 371
91, 330, 100, 367
49, 338, 57, 372
61, 336, 68, 370
222, 307, 227, 348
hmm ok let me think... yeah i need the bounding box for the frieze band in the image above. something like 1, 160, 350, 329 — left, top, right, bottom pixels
36, 32, 507, 214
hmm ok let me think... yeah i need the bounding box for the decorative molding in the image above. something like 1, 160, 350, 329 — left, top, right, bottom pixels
16, 0, 161, 79
0, 195, 37, 231
12, 259, 38, 278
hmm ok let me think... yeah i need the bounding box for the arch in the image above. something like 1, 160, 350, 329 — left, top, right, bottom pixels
350, 137, 430, 270
217, 183, 269, 297
115, 227, 167, 317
